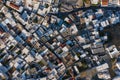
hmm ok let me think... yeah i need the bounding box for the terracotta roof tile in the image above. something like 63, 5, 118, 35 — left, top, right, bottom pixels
102, 0, 108, 6
10, 2, 19, 10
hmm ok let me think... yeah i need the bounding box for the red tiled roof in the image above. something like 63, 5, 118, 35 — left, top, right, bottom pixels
102, 0, 108, 6
60, 43, 66, 48
27, 37, 32, 42
10, 2, 19, 10
0, 28, 4, 34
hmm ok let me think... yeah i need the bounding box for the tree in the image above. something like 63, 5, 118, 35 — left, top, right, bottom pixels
45, 4, 49, 8
33, 17, 38, 23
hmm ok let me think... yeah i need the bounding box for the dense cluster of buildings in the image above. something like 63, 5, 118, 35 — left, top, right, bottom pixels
59, 0, 120, 13
86, 0, 120, 6
1, 0, 120, 80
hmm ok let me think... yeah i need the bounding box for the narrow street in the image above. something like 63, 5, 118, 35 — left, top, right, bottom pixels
49, 6, 120, 18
